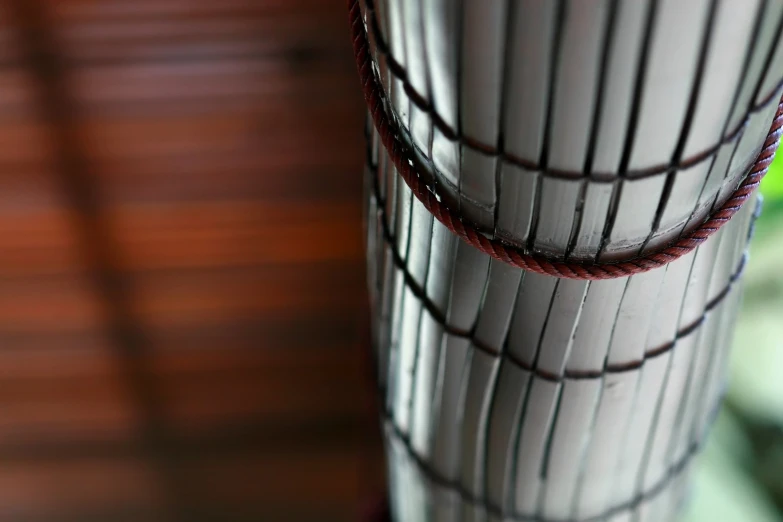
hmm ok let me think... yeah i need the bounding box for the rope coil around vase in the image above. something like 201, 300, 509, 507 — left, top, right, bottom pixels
348, 0, 783, 281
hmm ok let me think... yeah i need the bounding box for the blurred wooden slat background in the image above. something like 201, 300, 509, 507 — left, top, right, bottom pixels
0, 1, 382, 521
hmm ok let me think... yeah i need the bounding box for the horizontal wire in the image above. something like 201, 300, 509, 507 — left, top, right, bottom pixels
367, 155, 749, 382
351, 0, 782, 278
362, 0, 783, 183
379, 395, 720, 522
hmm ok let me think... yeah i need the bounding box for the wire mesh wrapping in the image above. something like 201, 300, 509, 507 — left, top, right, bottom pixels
366, 125, 758, 521
360, 0, 783, 262
358, 0, 783, 520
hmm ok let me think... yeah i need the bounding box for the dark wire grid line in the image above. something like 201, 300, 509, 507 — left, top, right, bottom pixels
686, 0, 772, 230
367, 163, 750, 522
524, 0, 566, 254
638, 0, 720, 256
563, 0, 619, 260
361, 0, 783, 183
378, 396, 719, 522
490, 0, 519, 253
368, 156, 751, 383
594, 0, 660, 265
366, 107, 761, 374
350, 0, 783, 280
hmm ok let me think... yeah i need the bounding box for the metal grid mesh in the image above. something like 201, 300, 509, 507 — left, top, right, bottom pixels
361, 1, 782, 520
360, 0, 783, 260
366, 116, 757, 520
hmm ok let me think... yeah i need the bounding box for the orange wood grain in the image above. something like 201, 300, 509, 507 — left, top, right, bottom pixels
0, 0, 382, 520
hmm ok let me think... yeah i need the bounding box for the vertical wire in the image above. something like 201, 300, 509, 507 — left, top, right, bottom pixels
529, 279, 563, 516
492, 0, 518, 238
507, 277, 559, 516
686, 0, 768, 230
561, 283, 605, 519
566, 0, 619, 259
597, 0, 660, 261
535, 384, 566, 516
455, 0, 466, 217
504, 362, 534, 516
526, 0, 567, 252
418, 0, 436, 189
639, 0, 721, 254
708, 4, 783, 214
534, 279, 592, 519
398, 0, 437, 434
659, 253, 704, 478
407, 0, 437, 445
598, 274, 643, 515
709, 124, 747, 212
433, 7, 468, 506
629, 252, 707, 516
456, 231, 495, 511
482, 267, 525, 515
749, 6, 783, 109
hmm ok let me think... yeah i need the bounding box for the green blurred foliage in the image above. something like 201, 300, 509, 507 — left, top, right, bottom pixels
683, 150, 783, 521
762, 153, 783, 204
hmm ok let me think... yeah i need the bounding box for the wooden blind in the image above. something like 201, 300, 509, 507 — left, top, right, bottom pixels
0, 1, 380, 520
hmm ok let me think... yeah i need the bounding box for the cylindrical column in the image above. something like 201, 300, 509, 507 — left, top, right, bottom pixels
366, 134, 756, 521
358, 0, 783, 520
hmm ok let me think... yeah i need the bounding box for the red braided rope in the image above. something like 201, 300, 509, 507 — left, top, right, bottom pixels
349, 0, 783, 280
